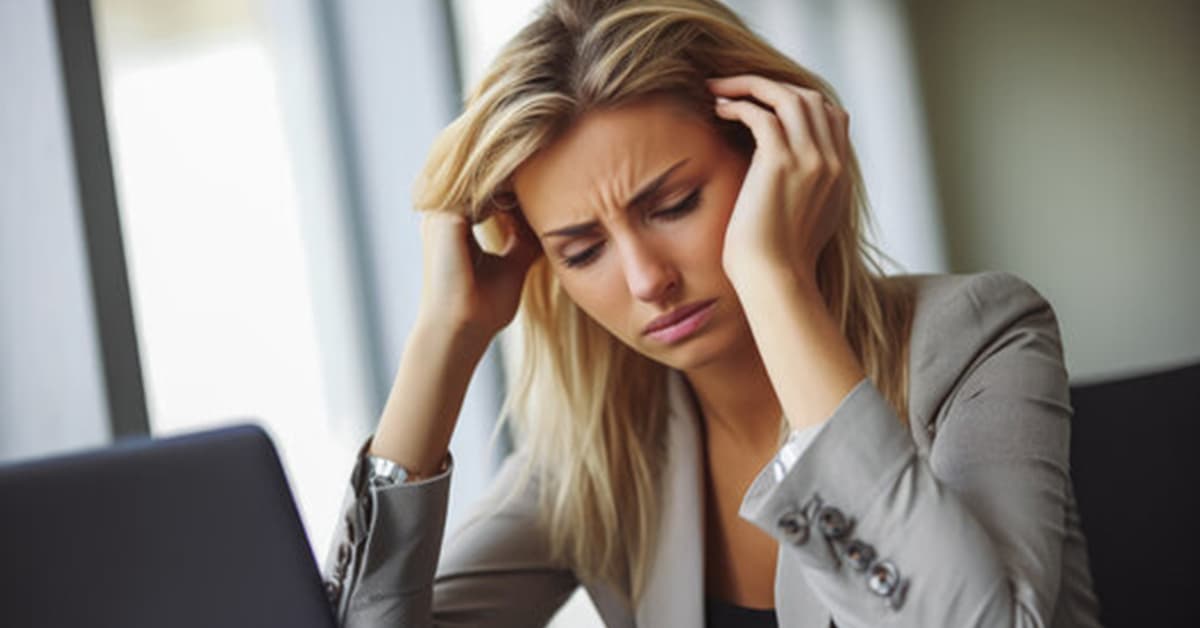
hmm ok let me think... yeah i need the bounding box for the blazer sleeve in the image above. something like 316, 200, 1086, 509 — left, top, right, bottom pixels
321, 438, 578, 627
738, 272, 1077, 626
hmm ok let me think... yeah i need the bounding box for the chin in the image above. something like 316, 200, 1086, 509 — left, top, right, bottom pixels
638, 325, 743, 372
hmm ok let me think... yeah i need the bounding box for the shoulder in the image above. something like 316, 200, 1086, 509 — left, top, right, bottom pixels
882, 271, 1069, 433
897, 270, 1056, 328
890, 270, 1062, 363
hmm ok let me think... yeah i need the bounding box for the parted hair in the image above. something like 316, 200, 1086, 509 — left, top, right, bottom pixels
412, 0, 913, 606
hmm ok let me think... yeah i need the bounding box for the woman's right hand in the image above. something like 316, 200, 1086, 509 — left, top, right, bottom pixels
416, 207, 542, 345
368, 206, 540, 475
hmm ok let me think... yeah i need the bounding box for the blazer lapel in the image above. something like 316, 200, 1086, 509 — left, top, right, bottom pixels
635, 369, 705, 627
632, 370, 833, 628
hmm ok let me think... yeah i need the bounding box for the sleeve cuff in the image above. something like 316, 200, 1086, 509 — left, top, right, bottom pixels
352, 435, 454, 495
738, 378, 915, 571
770, 418, 828, 484
340, 434, 455, 600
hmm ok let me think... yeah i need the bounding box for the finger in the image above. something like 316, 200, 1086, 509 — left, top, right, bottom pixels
812, 97, 852, 204
795, 88, 849, 170
475, 214, 541, 286
785, 85, 849, 164
707, 75, 811, 157
827, 101, 848, 165
422, 210, 470, 248
472, 213, 510, 255
827, 102, 852, 204
495, 209, 542, 266
713, 96, 789, 161
791, 87, 841, 183
429, 210, 484, 268
776, 85, 846, 210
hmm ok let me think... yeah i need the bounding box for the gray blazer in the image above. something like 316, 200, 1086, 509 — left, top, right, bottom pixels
321, 271, 1103, 627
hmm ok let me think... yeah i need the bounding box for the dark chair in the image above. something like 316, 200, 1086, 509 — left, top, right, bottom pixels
1069, 361, 1200, 628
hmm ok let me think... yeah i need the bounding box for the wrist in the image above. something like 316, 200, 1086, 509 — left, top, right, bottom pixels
366, 450, 451, 486
725, 255, 820, 304
411, 312, 493, 359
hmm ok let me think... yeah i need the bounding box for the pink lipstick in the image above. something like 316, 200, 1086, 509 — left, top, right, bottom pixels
642, 299, 718, 344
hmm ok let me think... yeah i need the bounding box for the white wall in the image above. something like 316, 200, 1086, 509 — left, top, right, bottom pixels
0, 0, 111, 462
328, 0, 508, 536
908, 0, 1200, 382
728, 0, 947, 273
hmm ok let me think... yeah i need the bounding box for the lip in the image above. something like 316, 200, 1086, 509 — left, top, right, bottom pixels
642, 299, 718, 344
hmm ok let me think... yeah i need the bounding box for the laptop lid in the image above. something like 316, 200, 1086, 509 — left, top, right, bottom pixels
0, 423, 337, 628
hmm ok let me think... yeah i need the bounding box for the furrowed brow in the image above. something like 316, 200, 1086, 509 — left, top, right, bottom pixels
541, 158, 690, 238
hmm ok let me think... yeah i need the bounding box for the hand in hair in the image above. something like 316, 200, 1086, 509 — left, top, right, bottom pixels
707, 74, 852, 288
367, 207, 541, 475
416, 207, 542, 344
707, 74, 864, 431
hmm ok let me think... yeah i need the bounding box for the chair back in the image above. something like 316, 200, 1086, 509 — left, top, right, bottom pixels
1069, 362, 1200, 627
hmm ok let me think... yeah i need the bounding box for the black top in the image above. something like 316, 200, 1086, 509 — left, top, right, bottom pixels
705, 595, 779, 628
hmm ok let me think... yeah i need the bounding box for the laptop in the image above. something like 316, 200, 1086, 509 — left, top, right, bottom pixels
0, 423, 338, 628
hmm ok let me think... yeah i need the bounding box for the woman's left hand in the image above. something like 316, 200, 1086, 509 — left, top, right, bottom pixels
708, 74, 852, 288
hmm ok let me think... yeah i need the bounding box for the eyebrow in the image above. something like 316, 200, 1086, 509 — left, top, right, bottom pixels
540, 158, 691, 238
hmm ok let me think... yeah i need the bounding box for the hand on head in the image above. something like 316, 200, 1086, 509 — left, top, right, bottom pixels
417, 203, 543, 343
708, 74, 852, 284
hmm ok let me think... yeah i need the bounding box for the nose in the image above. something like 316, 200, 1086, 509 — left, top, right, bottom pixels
617, 235, 679, 303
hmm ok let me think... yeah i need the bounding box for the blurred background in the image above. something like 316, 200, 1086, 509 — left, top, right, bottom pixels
2, 0, 1197, 624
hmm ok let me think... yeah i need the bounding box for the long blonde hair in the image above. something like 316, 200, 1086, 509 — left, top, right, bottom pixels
413, 0, 913, 605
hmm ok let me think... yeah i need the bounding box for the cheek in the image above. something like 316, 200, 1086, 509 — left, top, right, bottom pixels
709, 176, 741, 228
556, 271, 633, 337
688, 181, 740, 262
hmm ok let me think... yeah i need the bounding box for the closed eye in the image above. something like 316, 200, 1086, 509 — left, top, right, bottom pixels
561, 186, 703, 269
651, 187, 702, 221
563, 241, 605, 268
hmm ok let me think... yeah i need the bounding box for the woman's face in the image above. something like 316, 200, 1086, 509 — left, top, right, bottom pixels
513, 96, 755, 371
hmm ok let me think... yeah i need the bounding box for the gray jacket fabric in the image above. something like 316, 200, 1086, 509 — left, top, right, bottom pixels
321, 271, 1103, 627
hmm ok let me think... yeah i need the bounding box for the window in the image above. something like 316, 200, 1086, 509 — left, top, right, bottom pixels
93, 0, 372, 557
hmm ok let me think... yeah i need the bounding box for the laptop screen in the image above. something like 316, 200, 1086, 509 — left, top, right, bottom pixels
0, 424, 338, 628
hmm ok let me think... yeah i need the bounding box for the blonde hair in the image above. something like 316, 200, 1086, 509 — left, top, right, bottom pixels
413, 0, 913, 605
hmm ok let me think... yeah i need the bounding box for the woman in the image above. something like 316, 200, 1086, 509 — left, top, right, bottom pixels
321, 0, 1102, 626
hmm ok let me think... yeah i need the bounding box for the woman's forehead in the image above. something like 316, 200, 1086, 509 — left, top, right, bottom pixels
513, 99, 718, 227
